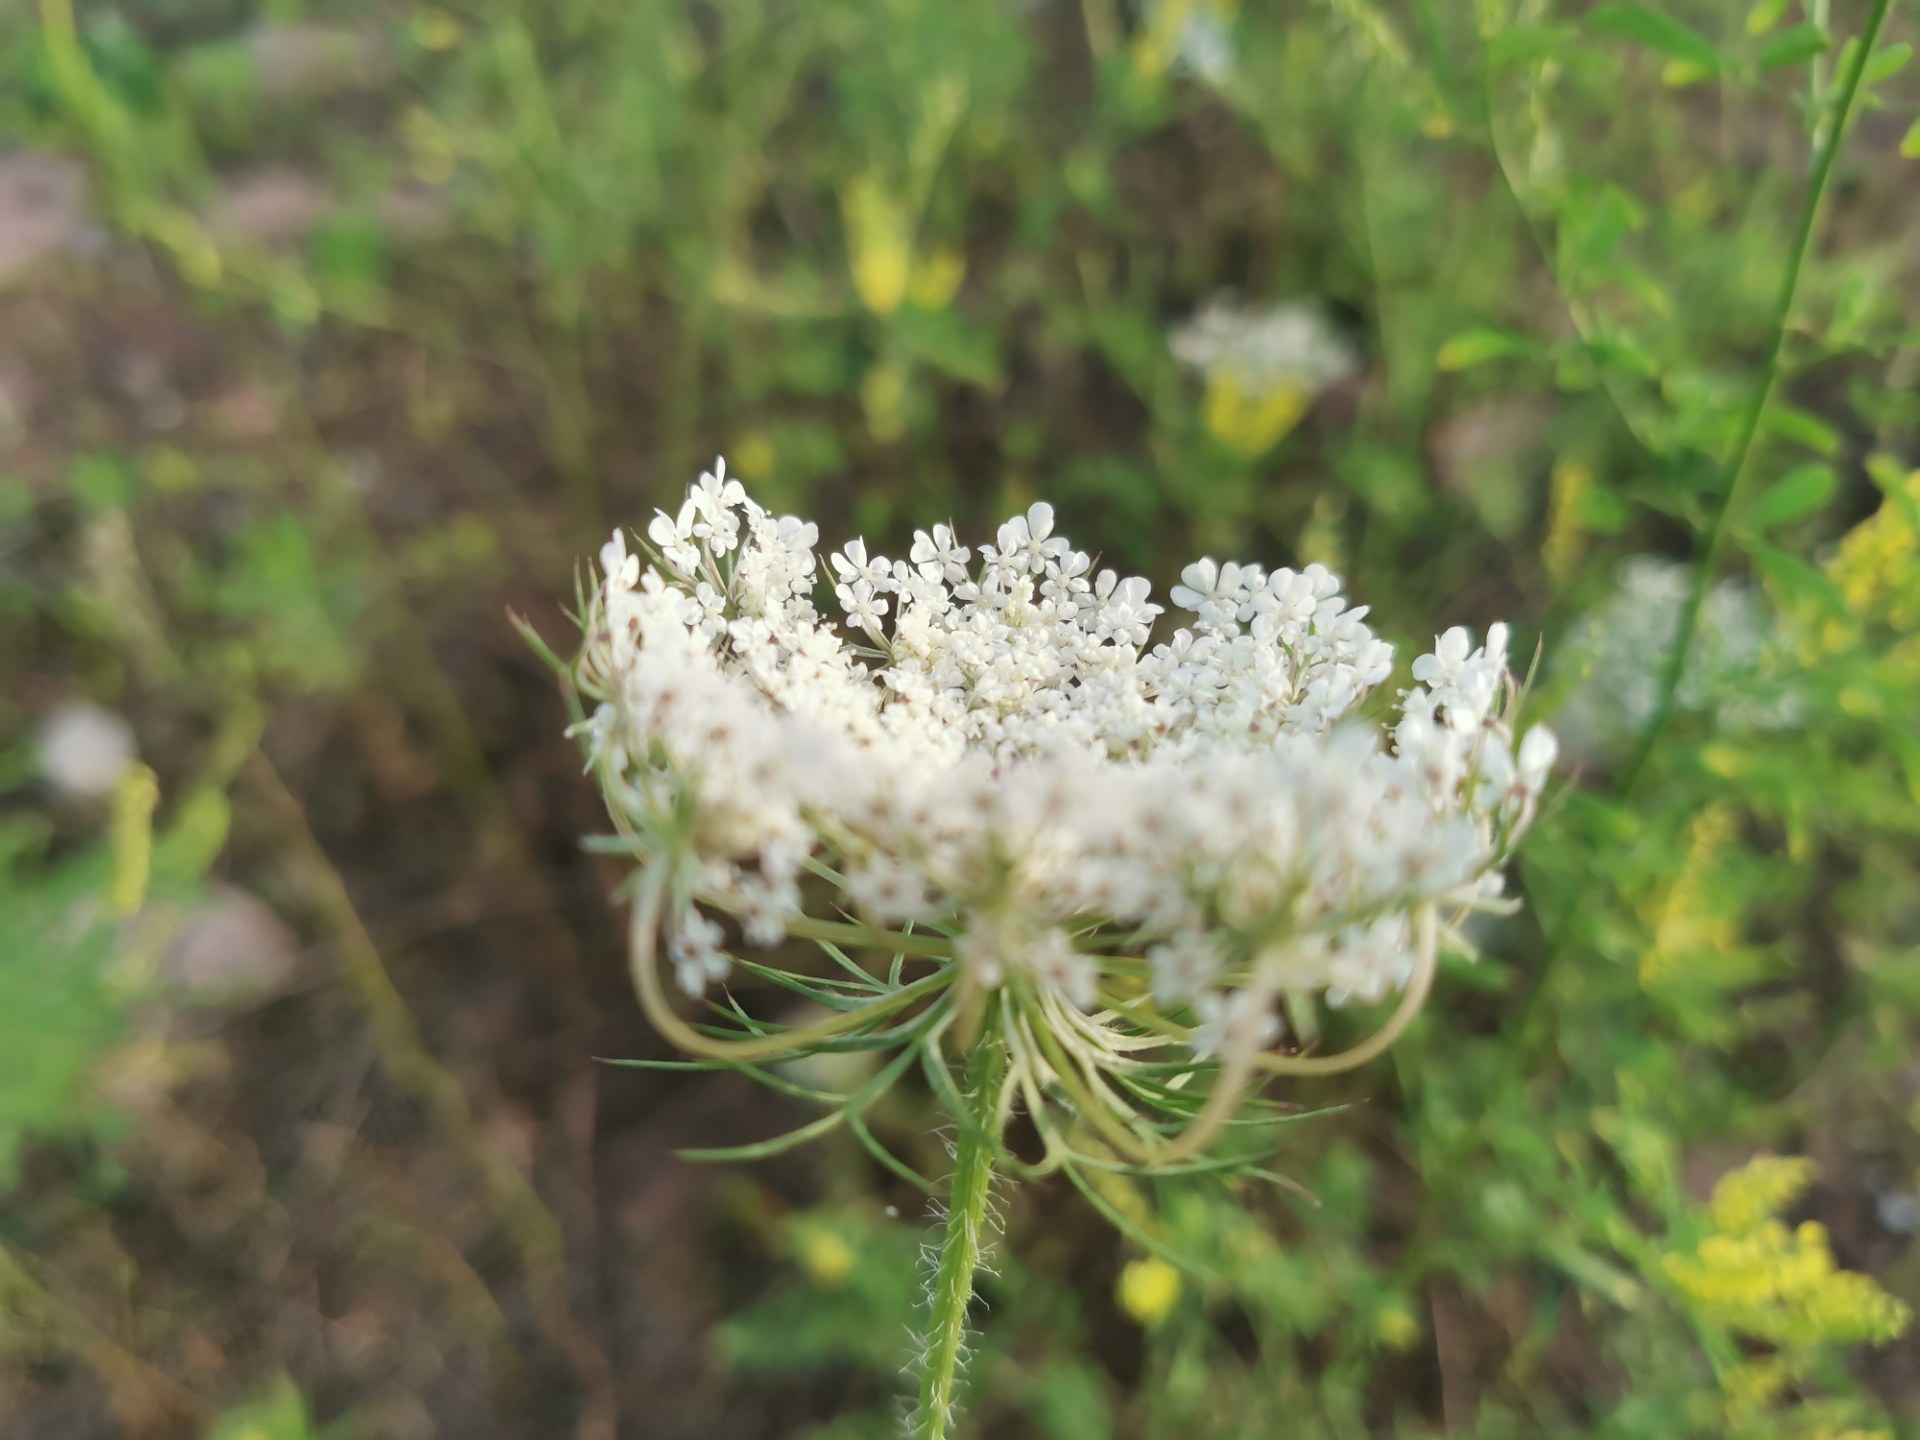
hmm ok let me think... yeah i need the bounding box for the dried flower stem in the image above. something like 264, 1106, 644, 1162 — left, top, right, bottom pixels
913, 1034, 1006, 1440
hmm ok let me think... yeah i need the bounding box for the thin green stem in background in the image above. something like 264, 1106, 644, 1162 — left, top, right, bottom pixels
1623, 0, 1894, 794
912, 1035, 1006, 1440
1809, 0, 1833, 153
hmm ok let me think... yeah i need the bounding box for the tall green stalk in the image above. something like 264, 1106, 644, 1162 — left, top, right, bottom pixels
912, 1036, 1006, 1440
1624, 0, 1895, 792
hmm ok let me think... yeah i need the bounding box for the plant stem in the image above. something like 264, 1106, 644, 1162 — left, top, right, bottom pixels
913, 1036, 1006, 1440
1623, 0, 1893, 794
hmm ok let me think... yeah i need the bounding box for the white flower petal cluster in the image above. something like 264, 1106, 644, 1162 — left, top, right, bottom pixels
1140, 0, 1238, 84
574, 461, 1553, 1057
1170, 298, 1358, 394
1553, 556, 1800, 759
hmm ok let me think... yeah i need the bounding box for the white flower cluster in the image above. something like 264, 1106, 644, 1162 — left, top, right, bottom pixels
575, 462, 1553, 1054
1141, 0, 1238, 84
1169, 298, 1358, 394
1553, 556, 1799, 759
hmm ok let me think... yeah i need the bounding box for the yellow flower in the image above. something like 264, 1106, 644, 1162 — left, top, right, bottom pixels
1721, 1356, 1789, 1420
1203, 372, 1309, 458
1543, 459, 1594, 583
1638, 805, 1737, 987
908, 249, 966, 311
1666, 1157, 1912, 1350
1374, 1303, 1422, 1351
1116, 1256, 1181, 1327
1711, 1155, 1816, 1237
793, 1227, 857, 1290
730, 431, 776, 481
1825, 463, 1920, 637
108, 764, 160, 917
1299, 493, 1347, 574
842, 176, 912, 317
412, 7, 465, 51
1132, 0, 1200, 80
860, 360, 910, 444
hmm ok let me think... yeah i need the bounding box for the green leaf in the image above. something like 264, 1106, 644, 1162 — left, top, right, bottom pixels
1744, 463, 1836, 530
847, 1112, 936, 1192
69, 452, 133, 512
1756, 23, 1829, 71
1576, 334, 1661, 379
892, 305, 1003, 388
1901, 119, 1920, 159
1588, 4, 1722, 72
1436, 327, 1535, 371
1056, 1159, 1223, 1285
1891, 730, 1920, 805
1864, 41, 1913, 84
1762, 404, 1842, 456
1660, 59, 1717, 87
1748, 541, 1848, 621
1745, 0, 1790, 35
1561, 181, 1646, 274
0, 827, 129, 1191
1866, 455, 1920, 526
1575, 487, 1631, 534
1487, 24, 1584, 68
677, 1108, 847, 1162
210, 1377, 320, 1440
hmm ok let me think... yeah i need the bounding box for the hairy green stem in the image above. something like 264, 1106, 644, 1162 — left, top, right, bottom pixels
1623, 0, 1894, 793
913, 1037, 1006, 1440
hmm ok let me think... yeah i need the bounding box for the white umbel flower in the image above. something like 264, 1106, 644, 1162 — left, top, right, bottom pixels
563, 460, 1554, 1165
1552, 556, 1798, 760
1170, 298, 1358, 394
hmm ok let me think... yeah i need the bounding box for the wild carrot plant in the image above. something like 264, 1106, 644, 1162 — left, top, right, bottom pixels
542, 461, 1556, 1436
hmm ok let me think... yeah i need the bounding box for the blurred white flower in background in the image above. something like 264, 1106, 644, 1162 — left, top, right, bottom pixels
1552, 556, 1800, 762
1171, 298, 1358, 394
38, 702, 137, 801
1170, 299, 1359, 456
1133, 0, 1239, 86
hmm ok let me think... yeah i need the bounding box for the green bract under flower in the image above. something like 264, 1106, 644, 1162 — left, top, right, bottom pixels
561, 460, 1554, 1166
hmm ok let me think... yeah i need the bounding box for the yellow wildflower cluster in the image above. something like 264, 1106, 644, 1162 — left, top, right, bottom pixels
1665, 1156, 1911, 1351
1721, 1356, 1791, 1420
1828, 466, 1920, 635
1715, 1355, 1895, 1439
1638, 804, 1738, 988
1708, 1155, 1813, 1236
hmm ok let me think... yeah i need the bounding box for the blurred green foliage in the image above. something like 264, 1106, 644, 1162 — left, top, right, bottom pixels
0, 814, 125, 1189
206, 1378, 325, 1440
3, 0, 1918, 1434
